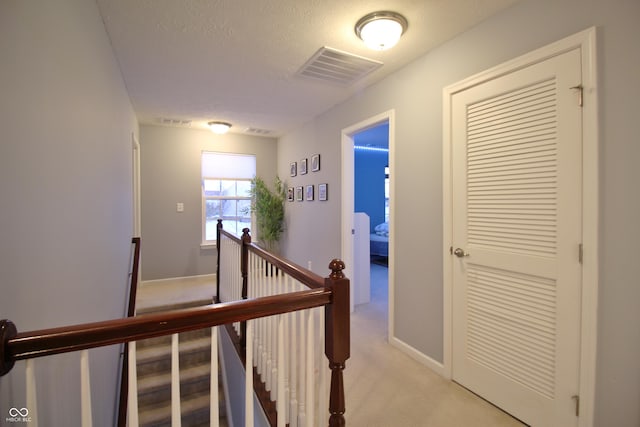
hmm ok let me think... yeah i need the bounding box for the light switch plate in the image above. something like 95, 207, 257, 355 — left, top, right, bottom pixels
177, 202, 184, 212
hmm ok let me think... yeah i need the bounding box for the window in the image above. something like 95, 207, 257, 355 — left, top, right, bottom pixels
202, 152, 256, 245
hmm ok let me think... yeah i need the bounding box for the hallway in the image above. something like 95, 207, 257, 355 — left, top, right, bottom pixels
136, 265, 524, 426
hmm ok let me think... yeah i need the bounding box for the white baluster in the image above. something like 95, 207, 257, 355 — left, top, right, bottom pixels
171, 334, 181, 427
298, 309, 307, 427
260, 267, 269, 386
283, 275, 291, 425
269, 279, 278, 400
245, 319, 254, 427
210, 327, 219, 427
271, 271, 283, 400
80, 350, 93, 427
305, 309, 315, 427
252, 255, 260, 367
256, 263, 264, 377
277, 315, 286, 427
289, 302, 298, 427
127, 342, 139, 427
265, 315, 273, 395
318, 309, 328, 427
25, 359, 37, 427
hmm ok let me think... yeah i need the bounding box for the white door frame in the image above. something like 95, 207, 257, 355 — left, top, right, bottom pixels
443, 27, 598, 426
341, 110, 395, 333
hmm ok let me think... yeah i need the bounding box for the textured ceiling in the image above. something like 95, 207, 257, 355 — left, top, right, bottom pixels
96, 0, 518, 136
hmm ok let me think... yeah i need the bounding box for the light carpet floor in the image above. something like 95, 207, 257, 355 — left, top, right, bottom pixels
344, 263, 526, 427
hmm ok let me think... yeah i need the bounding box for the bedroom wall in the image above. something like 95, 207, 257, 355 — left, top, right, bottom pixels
140, 125, 277, 281
354, 148, 388, 233
0, 0, 138, 424
277, 0, 640, 425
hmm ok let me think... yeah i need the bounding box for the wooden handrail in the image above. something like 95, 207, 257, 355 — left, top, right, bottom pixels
0, 289, 331, 369
219, 226, 325, 289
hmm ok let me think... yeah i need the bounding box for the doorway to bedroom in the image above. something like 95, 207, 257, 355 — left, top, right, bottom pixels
354, 122, 390, 330
342, 111, 394, 339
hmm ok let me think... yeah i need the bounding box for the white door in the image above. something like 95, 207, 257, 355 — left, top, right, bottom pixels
451, 48, 583, 426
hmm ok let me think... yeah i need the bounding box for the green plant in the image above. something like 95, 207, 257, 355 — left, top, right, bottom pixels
246, 176, 286, 248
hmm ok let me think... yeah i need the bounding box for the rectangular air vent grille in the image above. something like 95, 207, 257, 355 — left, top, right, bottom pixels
157, 118, 192, 127
297, 47, 382, 85
245, 127, 273, 135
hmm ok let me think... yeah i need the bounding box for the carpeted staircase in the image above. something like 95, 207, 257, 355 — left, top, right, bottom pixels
135, 300, 228, 427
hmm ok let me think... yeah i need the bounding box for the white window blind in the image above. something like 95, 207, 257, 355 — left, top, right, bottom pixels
202, 152, 256, 179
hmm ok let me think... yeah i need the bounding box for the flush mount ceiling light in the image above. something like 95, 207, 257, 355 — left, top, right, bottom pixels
207, 121, 232, 134
355, 11, 408, 51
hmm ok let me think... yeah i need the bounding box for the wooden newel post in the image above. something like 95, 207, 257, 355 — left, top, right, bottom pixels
240, 228, 251, 348
325, 259, 350, 426
216, 219, 223, 303
1, 319, 17, 376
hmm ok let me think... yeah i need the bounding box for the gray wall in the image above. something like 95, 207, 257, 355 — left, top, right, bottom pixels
277, 0, 640, 425
140, 125, 277, 280
0, 0, 138, 425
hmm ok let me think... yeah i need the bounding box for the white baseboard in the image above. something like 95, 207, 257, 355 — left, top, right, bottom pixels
389, 336, 446, 378
141, 273, 216, 287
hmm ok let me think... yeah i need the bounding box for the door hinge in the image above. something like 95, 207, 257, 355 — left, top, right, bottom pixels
570, 85, 584, 107
572, 395, 580, 417
578, 243, 584, 264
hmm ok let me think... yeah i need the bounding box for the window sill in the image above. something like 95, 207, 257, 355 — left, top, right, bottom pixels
200, 243, 217, 250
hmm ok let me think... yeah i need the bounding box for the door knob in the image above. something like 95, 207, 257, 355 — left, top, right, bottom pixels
453, 248, 469, 258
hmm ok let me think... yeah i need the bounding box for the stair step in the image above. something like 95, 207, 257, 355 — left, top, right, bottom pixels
137, 336, 212, 378
138, 392, 220, 427
135, 295, 226, 427
138, 364, 211, 403
136, 327, 211, 350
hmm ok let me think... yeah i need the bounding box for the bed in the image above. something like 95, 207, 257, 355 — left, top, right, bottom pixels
370, 222, 389, 258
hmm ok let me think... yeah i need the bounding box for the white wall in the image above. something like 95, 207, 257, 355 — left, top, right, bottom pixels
0, 0, 138, 424
140, 125, 278, 280
278, 0, 640, 425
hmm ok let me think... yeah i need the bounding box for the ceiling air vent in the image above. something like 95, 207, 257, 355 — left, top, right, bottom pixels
245, 127, 273, 136
156, 117, 192, 127
296, 47, 383, 85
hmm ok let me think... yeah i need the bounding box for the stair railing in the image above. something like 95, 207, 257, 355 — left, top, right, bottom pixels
216, 220, 350, 426
1, 228, 349, 427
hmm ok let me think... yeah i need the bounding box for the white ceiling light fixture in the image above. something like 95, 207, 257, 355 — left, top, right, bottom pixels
208, 121, 232, 134
355, 11, 408, 51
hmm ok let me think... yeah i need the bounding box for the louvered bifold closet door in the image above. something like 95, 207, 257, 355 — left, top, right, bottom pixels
451, 48, 582, 427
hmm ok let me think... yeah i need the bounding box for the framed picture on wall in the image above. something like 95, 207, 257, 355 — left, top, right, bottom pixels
290, 162, 297, 177
287, 187, 294, 202
295, 186, 304, 201
299, 158, 308, 175
306, 184, 314, 201
318, 183, 328, 201
311, 154, 320, 172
